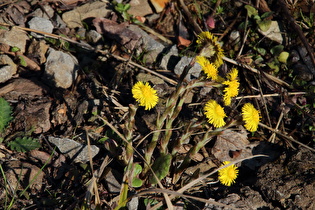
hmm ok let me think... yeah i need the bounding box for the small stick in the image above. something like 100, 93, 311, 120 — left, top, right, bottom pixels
259, 122, 315, 152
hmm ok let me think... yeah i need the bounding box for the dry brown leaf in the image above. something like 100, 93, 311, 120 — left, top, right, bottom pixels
5, 160, 45, 193
29, 150, 52, 165
211, 128, 258, 163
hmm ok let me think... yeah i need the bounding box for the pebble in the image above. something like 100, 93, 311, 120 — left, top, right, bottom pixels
28, 17, 54, 38
62, 1, 111, 28
0, 55, 17, 83
0, 29, 29, 53
128, 25, 165, 64
174, 56, 201, 81
44, 48, 79, 89
48, 136, 100, 163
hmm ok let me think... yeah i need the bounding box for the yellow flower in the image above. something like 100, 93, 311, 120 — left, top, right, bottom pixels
222, 68, 240, 106
196, 56, 218, 80
204, 100, 226, 128
196, 31, 224, 67
226, 68, 238, 81
132, 81, 158, 110
218, 161, 239, 186
242, 103, 261, 132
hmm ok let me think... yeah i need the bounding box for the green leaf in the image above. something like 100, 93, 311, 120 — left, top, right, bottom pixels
278, 51, 289, 63
7, 137, 40, 152
18, 55, 27, 67
245, 5, 258, 17
149, 154, 172, 185
132, 177, 143, 187
261, 11, 273, 19
133, 163, 142, 175
10, 46, 20, 52
270, 45, 284, 56
258, 20, 272, 31
0, 97, 13, 133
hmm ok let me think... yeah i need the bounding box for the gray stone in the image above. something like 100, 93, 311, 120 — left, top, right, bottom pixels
44, 48, 79, 89
174, 56, 201, 81
28, 17, 54, 38
0, 29, 29, 53
62, 1, 111, 28
48, 136, 100, 163
86, 30, 102, 43
128, 24, 165, 64
159, 45, 179, 70
0, 55, 17, 83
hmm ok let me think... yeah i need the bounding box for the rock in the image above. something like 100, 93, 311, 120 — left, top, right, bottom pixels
30, 4, 54, 19
28, 17, 54, 38
48, 136, 100, 163
0, 29, 29, 53
44, 48, 79, 89
62, 1, 111, 28
13, 97, 51, 134
136, 72, 164, 84
0, 55, 17, 83
86, 30, 102, 43
174, 56, 201, 81
128, 0, 153, 17
159, 45, 180, 70
93, 18, 141, 51
258, 21, 283, 44
27, 39, 49, 64
128, 24, 165, 64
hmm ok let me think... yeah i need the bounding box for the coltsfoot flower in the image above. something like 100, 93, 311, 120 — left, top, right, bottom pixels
132, 81, 158, 110
218, 161, 239, 186
196, 56, 218, 81
242, 103, 261, 132
222, 68, 240, 106
204, 100, 226, 128
196, 31, 224, 67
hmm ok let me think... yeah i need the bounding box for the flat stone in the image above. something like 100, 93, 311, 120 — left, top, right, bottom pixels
28, 17, 54, 38
48, 136, 100, 163
128, 24, 165, 64
44, 48, 79, 89
0, 29, 29, 53
174, 56, 201, 81
128, 0, 153, 17
159, 45, 179, 70
86, 30, 102, 43
0, 55, 17, 83
62, 1, 111, 28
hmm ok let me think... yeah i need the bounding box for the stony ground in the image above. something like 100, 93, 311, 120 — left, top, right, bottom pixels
0, 0, 315, 209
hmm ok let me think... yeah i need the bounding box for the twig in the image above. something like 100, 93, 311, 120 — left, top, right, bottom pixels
259, 122, 315, 152
177, 0, 202, 34
235, 92, 306, 99
0, 22, 95, 51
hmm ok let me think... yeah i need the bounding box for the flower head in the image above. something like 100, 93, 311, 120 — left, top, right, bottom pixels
132, 81, 158, 110
196, 56, 218, 80
218, 161, 239, 186
204, 100, 226, 128
242, 103, 261, 132
222, 68, 240, 106
196, 31, 224, 67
